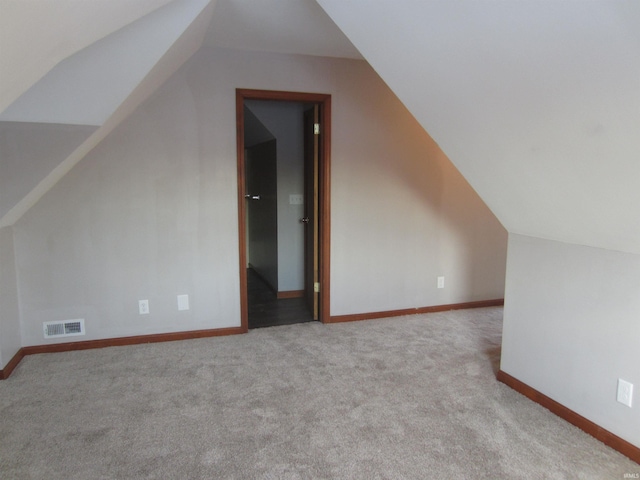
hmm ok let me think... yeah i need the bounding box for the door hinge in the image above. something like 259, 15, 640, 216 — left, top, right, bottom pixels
314, 123, 320, 135
314, 282, 320, 293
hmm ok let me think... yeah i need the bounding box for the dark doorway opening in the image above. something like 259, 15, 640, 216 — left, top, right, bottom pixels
236, 90, 331, 331
246, 267, 312, 328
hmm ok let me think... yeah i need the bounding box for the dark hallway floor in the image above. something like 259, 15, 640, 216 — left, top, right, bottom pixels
247, 268, 314, 329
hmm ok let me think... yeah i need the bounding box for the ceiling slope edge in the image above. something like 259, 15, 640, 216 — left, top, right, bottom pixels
316, 0, 640, 255
0, 0, 216, 228
0, 0, 175, 113
1, 0, 212, 126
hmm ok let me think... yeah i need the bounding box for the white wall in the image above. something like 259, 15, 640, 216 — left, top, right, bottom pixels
13, 51, 242, 346
502, 234, 640, 446
0, 122, 96, 219
0, 226, 21, 368
329, 60, 506, 315
244, 100, 305, 292
10, 46, 506, 350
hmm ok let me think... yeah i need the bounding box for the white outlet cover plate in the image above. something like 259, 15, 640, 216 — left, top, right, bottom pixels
138, 299, 149, 315
617, 378, 633, 407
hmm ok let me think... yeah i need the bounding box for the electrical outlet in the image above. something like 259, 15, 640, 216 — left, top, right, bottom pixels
437, 276, 445, 289
138, 299, 149, 315
617, 378, 633, 407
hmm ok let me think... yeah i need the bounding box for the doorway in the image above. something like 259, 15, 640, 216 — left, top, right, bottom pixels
236, 89, 331, 331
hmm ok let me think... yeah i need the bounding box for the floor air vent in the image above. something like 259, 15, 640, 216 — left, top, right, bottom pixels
43, 319, 85, 338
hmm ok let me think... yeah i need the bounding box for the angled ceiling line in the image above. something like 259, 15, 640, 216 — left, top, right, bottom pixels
0, 0, 216, 228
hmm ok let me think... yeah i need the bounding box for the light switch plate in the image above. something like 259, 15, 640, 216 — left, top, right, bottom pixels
289, 194, 304, 205
177, 294, 190, 311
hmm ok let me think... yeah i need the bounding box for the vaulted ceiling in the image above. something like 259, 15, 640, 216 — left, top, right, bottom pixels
317, 0, 640, 255
1, 0, 213, 126
1, 0, 215, 225
2, 0, 639, 257
0, 0, 174, 113
203, 0, 362, 59
0, 0, 359, 127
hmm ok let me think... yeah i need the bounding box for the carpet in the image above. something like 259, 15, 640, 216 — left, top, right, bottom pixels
0, 307, 637, 479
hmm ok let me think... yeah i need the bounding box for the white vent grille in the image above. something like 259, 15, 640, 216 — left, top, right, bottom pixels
43, 319, 85, 338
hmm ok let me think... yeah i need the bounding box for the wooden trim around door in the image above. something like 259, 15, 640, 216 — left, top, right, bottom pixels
497, 370, 640, 464
236, 89, 332, 329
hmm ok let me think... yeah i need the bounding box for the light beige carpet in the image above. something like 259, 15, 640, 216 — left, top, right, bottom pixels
0, 307, 637, 479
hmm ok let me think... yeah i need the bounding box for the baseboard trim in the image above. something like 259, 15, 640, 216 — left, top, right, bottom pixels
0, 326, 244, 380
497, 370, 640, 464
328, 298, 504, 323
1, 301, 504, 378
277, 290, 305, 299
0, 348, 26, 380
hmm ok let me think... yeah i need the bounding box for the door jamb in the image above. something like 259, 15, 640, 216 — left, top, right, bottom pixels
236, 89, 332, 331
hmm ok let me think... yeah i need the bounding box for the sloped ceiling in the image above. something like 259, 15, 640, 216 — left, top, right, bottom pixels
1, 0, 365, 227
9, 0, 638, 257
204, 0, 362, 59
0, 0, 215, 227
317, 0, 640, 255
1, 0, 213, 126
0, 0, 174, 113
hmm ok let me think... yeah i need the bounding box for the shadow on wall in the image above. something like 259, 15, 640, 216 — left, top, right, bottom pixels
333, 66, 507, 306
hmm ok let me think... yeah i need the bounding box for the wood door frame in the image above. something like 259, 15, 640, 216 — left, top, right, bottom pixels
236, 89, 332, 331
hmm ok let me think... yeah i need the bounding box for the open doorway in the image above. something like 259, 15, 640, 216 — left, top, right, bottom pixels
236, 89, 331, 330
